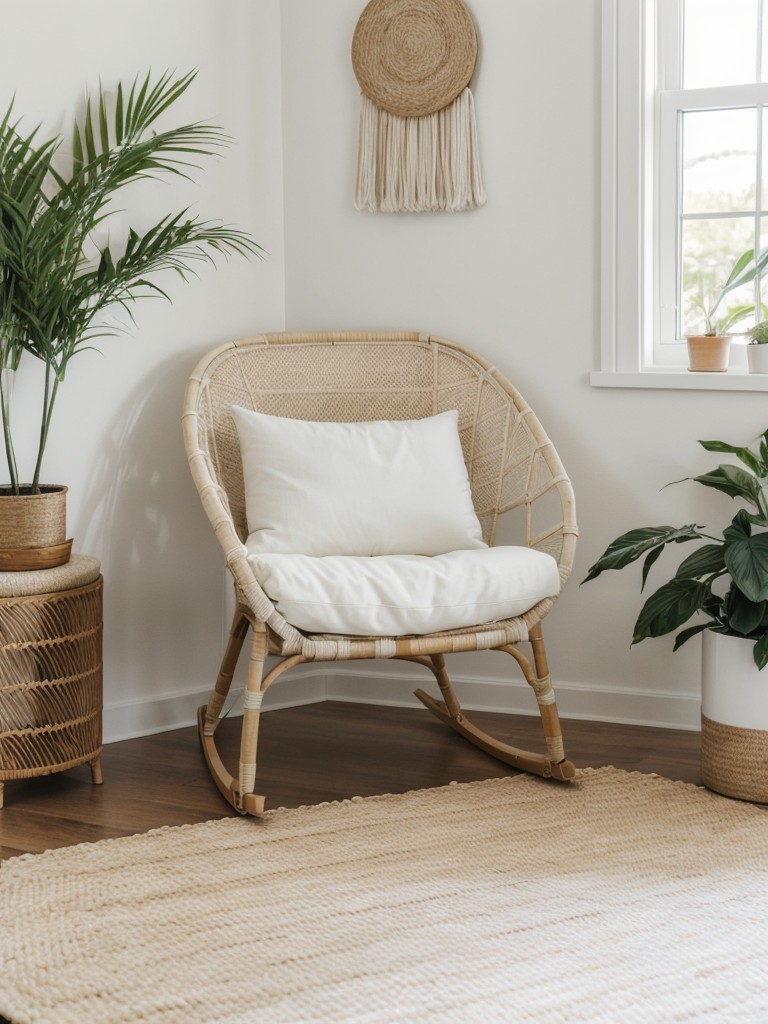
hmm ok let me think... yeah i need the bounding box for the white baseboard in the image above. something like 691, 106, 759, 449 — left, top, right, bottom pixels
103, 663, 700, 744
102, 672, 326, 743
323, 664, 701, 730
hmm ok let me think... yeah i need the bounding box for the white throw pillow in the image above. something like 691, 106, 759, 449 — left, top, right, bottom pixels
247, 545, 561, 636
232, 407, 485, 557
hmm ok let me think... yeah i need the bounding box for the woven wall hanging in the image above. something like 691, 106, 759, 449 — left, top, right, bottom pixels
352, 0, 486, 213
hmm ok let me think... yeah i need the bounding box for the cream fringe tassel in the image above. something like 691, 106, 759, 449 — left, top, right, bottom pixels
355, 87, 486, 213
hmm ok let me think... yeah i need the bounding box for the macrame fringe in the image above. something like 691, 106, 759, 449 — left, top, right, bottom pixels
355, 87, 486, 213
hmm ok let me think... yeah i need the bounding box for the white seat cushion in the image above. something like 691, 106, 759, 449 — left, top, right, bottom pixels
232, 407, 485, 557
247, 543, 561, 636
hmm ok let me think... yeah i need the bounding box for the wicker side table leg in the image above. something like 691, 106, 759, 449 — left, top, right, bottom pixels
90, 756, 103, 786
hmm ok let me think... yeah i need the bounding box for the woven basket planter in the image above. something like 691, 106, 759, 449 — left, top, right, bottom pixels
0, 560, 102, 806
0, 485, 71, 570
701, 631, 768, 803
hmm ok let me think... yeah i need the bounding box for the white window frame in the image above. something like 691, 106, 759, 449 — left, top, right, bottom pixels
593, 0, 768, 390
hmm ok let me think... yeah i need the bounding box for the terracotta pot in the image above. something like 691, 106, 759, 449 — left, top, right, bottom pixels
701, 631, 768, 803
686, 335, 730, 372
746, 343, 768, 373
0, 485, 72, 570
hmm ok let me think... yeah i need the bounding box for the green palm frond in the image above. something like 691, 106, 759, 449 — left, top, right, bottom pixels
0, 69, 263, 492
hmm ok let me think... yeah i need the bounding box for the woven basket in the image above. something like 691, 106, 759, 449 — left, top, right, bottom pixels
0, 574, 102, 790
0, 485, 71, 570
701, 715, 768, 803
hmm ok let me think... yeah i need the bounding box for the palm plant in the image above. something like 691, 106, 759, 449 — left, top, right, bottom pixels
0, 70, 262, 494
0, 103, 60, 488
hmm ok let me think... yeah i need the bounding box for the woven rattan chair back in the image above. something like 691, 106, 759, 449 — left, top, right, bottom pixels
184, 331, 578, 815
189, 331, 575, 560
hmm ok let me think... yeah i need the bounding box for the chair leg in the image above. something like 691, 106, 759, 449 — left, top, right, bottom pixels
526, 622, 570, 767
413, 640, 576, 782
201, 606, 250, 734
235, 623, 268, 815
199, 610, 311, 815
198, 608, 263, 814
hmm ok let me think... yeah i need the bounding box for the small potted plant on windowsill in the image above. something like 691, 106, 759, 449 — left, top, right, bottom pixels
582, 430, 768, 802
0, 70, 262, 569
746, 320, 768, 373
687, 248, 768, 372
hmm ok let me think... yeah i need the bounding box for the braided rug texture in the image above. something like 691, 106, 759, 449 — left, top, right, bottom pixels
1, 766, 767, 1023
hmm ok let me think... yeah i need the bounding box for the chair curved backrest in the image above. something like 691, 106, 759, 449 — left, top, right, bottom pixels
183, 331, 577, 648
183, 332, 580, 813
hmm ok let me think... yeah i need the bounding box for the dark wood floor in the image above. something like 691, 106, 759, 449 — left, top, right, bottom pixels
0, 701, 702, 860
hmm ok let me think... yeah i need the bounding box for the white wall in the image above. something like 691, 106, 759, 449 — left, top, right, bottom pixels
4, 0, 763, 740
0, 0, 286, 737
279, 0, 768, 729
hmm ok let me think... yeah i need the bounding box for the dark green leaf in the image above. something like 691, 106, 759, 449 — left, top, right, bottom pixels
723, 511, 768, 602
675, 543, 726, 580
115, 82, 124, 144
698, 439, 764, 476
131, 71, 151, 135
97, 90, 109, 158
724, 508, 753, 539
581, 525, 703, 584
83, 97, 96, 166
641, 545, 664, 591
702, 592, 725, 620
753, 630, 768, 671
719, 463, 761, 499
693, 466, 759, 502
632, 578, 710, 644
723, 585, 767, 634
754, 633, 768, 670
673, 622, 713, 651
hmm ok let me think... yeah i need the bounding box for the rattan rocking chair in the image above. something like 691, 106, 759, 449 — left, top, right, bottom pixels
183, 332, 578, 815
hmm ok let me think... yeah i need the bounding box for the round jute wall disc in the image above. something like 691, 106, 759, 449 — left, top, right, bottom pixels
352, 0, 478, 118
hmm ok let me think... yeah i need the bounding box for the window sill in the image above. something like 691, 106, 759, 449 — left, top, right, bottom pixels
590, 369, 768, 391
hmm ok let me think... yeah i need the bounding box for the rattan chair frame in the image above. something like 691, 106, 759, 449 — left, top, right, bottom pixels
183, 332, 578, 814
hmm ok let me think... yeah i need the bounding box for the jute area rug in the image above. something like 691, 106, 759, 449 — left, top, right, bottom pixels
1, 767, 767, 1024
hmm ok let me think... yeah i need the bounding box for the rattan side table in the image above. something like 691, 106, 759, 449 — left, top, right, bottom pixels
0, 555, 103, 808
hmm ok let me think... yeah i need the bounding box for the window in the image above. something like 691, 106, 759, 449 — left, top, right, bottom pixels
595, 0, 768, 388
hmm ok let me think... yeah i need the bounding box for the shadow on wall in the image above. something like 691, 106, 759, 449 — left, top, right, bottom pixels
75, 349, 226, 707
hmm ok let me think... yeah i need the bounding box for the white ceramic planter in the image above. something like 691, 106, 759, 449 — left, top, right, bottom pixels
746, 343, 768, 373
701, 630, 768, 802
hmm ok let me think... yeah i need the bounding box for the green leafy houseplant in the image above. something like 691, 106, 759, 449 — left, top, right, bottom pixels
748, 320, 768, 344
689, 247, 768, 336
583, 430, 768, 670
0, 69, 262, 495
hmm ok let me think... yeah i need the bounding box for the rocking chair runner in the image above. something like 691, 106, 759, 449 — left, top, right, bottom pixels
183, 332, 578, 815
